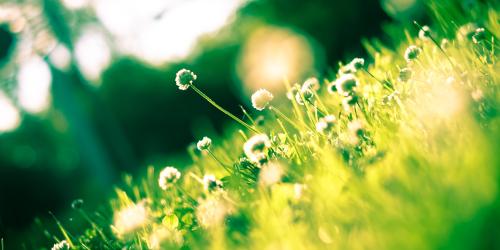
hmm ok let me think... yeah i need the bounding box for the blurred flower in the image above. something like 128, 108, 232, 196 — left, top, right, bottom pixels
456, 23, 478, 42
302, 77, 320, 92
259, 161, 284, 187
112, 201, 148, 238
295, 88, 314, 105
197, 136, 212, 151
418, 25, 433, 41
398, 67, 413, 82
316, 115, 336, 134
251, 89, 274, 111
75, 26, 111, 82
335, 74, 359, 97
51, 240, 70, 250
175, 68, 197, 90
404, 45, 422, 62
203, 174, 223, 192
196, 194, 232, 228
243, 134, 271, 164
471, 89, 484, 101
472, 28, 485, 44
0, 91, 20, 133
342, 94, 359, 112
17, 55, 52, 113
159, 166, 181, 190
349, 57, 365, 72
286, 84, 301, 100
440, 38, 450, 49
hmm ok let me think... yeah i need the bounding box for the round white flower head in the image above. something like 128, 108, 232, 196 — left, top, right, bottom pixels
456, 23, 478, 41
472, 28, 485, 44
158, 166, 181, 190
175, 68, 197, 90
51, 240, 70, 250
196, 136, 212, 151
348, 120, 364, 137
295, 88, 314, 105
302, 77, 320, 92
404, 45, 422, 62
440, 39, 450, 49
196, 194, 233, 228
203, 174, 223, 192
259, 161, 284, 187
243, 134, 271, 164
251, 88, 274, 111
398, 67, 413, 82
335, 74, 359, 97
316, 115, 336, 134
113, 201, 148, 238
286, 84, 300, 100
418, 25, 433, 41
349, 57, 365, 71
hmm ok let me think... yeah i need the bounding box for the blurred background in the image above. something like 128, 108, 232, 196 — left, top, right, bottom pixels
0, 0, 426, 246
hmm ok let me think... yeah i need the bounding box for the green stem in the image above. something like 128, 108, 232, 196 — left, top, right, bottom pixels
190, 84, 260, 134
208, 150, 231, 174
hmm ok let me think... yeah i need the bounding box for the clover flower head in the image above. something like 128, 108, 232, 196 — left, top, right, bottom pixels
296, 88, 314, 104
259, 161, 284, 187
472, 28, 485, 44
302, 77, 320, 92
456, 23, 478, 41
51, 240, 70, 250
316, 115, 336, 134
175, 68, 197, 90
404, 45, 422, 62
243, 134, 271, 164
113, 201, 149, 238
398, 67, 413, 82
335, 74, 359, 96
197, 136, 212, 151
440, 39, 450, 49
251, 88, 274, 111
203, 174, 223, 192
348, 120, 364, 137
196, 194, 233, 228
159, 166, 181, 190
418, 25, 433, 41
286, 84, 301, 100
349, 57, 365, 71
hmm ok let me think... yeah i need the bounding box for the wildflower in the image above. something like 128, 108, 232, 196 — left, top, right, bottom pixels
259, 161, 284, 187
196, 194, 233, 228
196, 136, 212, 151
148, 226, 183, 249
335, 74, 359, 97
472, 28, 485, 44
175, 68, 197, 90
243, 134, 271, 164
404, 45, 422, 62
456, 23, 478, 41
71, 199, 84, 209
440, 39, 450, 49
302, 77, 320, 92
51, 240, 70, 250
418, 25, 433, 41
159, 167, 181, 190
342, 95, 358, 112
113, 201, 148, 238
203, 174, 223, 192
471, 89, 484, 101
327, 81, 337, 94
398, 67, 413, 82
349, 57, 365, 72
286, 84, 300, 100
295, 88, 314, 105
251, 88, 274, 111
348, 120, 364, 137
316, 115, 336, 134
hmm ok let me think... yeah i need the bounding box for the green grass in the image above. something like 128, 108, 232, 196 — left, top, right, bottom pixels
46, 0, 500, 249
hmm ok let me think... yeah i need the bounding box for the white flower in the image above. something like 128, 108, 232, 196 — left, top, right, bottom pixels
295, 88, 314, 105
316, 115, 336, 134
159, 166, 181, 190
456, 23, 478, 42
440, 39, 450, 49
418, 25, 433, 41
404, 45, 422, 62
286, 84, 300, 100
348, 120, 364, 137
196, 136, 212, 151
251, 89, 274, 111
51, 240, 70, 250
196, 194, 232, 228
398, 67, 413, 82
302, 77, 320, 92
113, 202, 148, 238
259, 161, 284, 187
349, 57, 365, 72
335, 74, 359, 97
175, 68, 197, 90
203, 174, 223, 192
243, 134, 271, 163
472, 28, 485, 44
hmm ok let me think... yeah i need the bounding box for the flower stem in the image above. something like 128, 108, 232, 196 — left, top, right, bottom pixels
190, 84, 260, 133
